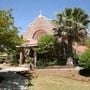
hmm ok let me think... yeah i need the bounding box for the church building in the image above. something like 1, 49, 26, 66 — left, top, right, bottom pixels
19, 13, 55, 66
18, 13, 87, 67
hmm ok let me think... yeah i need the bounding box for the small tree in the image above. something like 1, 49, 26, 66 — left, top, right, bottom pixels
36, 35, 55, 66
79, 49, 90, 69
37, 35, 55, 54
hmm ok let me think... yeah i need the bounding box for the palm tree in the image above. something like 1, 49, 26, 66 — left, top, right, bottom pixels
53, 8, 90, 65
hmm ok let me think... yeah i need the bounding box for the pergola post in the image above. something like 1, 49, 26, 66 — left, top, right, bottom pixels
19, 47, 25, 65
34, 51, 37, 68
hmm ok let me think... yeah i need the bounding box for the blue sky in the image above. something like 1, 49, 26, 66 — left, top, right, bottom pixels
0, 0, 90, 33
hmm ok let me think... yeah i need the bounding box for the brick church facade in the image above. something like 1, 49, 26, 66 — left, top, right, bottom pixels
23, 14, 55, 47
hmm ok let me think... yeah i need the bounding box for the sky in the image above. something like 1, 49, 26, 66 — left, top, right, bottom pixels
0, 0, 90, 34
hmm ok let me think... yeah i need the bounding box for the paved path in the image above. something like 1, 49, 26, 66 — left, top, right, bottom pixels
0, 64, 30, 72
0, 67, 30, 72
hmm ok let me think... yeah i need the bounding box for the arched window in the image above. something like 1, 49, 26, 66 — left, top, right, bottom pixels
32, 30, 47, 40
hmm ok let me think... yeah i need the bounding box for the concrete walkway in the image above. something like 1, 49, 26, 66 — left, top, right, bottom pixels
0, 66, 30, 72
0, 64, 30, 72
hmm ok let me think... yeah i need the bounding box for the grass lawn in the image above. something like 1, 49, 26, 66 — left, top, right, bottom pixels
29, 69, 90, 90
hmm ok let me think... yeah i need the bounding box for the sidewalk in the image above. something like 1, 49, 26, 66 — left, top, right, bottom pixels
0, 64, 30, 72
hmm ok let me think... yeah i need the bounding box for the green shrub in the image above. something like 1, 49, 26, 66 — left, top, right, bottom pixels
36, 35, 55, 54
25, 57, 32, 64
79, 49, 90, 69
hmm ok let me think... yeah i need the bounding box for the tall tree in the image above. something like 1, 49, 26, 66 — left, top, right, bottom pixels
53, 8, 90, 64
0, 9, 22, 54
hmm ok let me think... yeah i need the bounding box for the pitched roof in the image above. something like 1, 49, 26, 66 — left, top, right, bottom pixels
23, 14, 55, 47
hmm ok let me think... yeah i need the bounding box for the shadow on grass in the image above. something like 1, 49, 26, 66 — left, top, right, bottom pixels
0, 71, 31, 90
0, 76, 5, 83
79, 68, 90, 77
17, 71, 34, 87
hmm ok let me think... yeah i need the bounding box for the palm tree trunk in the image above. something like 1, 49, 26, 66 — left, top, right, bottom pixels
66, 37, 74, 66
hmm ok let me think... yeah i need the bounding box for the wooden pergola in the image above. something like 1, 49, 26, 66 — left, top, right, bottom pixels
17, 39, 38, 68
